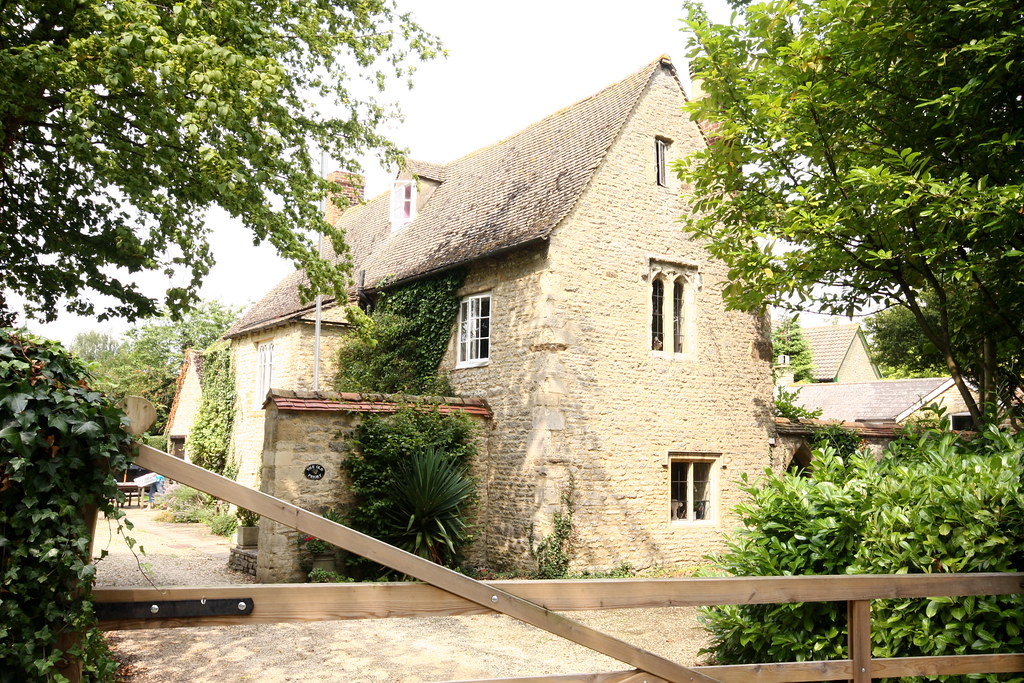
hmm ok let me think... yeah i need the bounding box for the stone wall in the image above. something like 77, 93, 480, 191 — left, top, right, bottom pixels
255, 391, 491, 583
441, 65, 776, 573
835, 331, 880, 383
229, 314, 349, 489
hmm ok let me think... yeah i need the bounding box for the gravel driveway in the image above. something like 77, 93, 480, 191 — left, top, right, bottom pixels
94, 509, 709, 682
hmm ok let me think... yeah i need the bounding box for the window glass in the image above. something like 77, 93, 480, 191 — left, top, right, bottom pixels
670, 455, 717, 522
257, 341, 274, 405
656, 138, 670, 187
457, 293, 491, 367
673, 280, 683, 353
651, 279, 664, 350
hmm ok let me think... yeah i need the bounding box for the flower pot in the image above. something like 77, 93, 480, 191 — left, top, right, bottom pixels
311, 552, 336, 572
236, 525, 259, 549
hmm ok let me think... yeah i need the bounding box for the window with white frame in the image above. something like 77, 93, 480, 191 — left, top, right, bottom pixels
457, 293, 491, 368
650, 261, 698, 356
655, 137, 671, 187
669, 453, 719, 523
256, 341, 274, 405
390, 179, 416, 230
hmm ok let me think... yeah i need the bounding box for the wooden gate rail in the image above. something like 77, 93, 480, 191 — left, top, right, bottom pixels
98, 445, 1024, 683
125, 445, 720, 683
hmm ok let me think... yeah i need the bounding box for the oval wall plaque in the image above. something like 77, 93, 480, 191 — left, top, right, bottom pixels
304, 464, 325, 480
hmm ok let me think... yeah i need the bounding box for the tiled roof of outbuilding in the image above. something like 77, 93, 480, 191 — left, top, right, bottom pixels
225, 57, 676, 340
787, 377, 954, 423
802, 323, 861, 381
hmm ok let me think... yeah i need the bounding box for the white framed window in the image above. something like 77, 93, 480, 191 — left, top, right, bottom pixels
256, 341, 274, 405
390, 179, 416, 230
457, 292, 491, 368
655, 137, 671, 187
669, 453, 719, 523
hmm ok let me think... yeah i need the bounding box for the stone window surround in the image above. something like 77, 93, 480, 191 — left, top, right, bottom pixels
456, 291, 491, 369
666, 451, 721, 525
655, 136, 672, 187
648, 258, 699, 360
390, 179, 416, 231
256, 340, 274, 407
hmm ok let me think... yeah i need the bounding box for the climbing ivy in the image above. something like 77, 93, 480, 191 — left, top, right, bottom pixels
186, 341, 236, 476
529, 475, 577, 579
0, 329, 134, 681
335, 269, 466, 395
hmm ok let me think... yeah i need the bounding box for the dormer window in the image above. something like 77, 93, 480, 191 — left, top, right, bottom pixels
655, 137, 671, 187
390, 179, 416, 231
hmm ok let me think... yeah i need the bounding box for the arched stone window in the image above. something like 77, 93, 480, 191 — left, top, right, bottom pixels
649, 260, 699, 357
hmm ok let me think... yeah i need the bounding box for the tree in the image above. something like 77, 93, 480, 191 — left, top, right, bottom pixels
1, 0, 441, 323
78, 299, 240, 433
69, 330, 121, 364
681, 0, 1024, 428
863, 305, 946, 379
770, 315, 814, 382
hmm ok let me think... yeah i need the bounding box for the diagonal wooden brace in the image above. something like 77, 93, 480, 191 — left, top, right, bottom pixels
134, 445, 723, 683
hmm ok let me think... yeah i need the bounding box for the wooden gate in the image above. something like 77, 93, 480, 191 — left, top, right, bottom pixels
93, 445, 1024, 683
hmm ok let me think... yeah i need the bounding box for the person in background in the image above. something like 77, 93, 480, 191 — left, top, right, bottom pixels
147, 473, 165, 508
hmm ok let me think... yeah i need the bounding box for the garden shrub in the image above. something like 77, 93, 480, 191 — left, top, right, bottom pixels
205, 512, 237, 537
342, 406, 477, 578
701, 427, 1024, 682
0, 329, 134, 681
162, 485, 215, 523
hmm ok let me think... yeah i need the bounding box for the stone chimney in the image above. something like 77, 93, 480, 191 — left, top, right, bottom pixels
325, 171, 364, 226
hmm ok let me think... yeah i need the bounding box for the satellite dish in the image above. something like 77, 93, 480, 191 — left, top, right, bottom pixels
118, 396, 157, 436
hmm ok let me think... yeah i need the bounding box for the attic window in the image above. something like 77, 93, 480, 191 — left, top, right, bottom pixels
390, 179, 416, 230
655, 137, 671, 187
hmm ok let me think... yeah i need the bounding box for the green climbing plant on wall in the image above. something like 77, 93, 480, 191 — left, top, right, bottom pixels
335, 268, 466, 395
1, 329, 134, 680
186, 341, 236, 476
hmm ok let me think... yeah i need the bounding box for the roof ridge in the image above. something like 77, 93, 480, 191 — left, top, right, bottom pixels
440, 56, 669, 170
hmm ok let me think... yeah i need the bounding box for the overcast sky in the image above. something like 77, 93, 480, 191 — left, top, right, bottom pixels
19, 0, 736, 345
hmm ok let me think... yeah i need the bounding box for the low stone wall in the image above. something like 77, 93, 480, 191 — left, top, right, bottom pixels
229, 547, 257, 576
774, 418, 898, 467
256, 390, 491, 583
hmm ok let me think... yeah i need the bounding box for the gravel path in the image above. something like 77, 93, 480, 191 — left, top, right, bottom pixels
95, 509, 710, 682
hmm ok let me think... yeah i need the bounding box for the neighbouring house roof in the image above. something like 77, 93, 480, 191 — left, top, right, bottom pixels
802, 323, 872, 382
787, 377, 955, 423
165, 349, 203, 438
265, 389, 492, 418
225, 56, 679, 340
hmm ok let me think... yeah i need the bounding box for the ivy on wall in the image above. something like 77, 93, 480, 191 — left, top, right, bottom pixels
186, 341, 236, 477
335, 268, 466, 395
0, 329, 134, 680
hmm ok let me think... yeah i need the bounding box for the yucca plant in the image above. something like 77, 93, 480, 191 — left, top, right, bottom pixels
385, 447, 475, 566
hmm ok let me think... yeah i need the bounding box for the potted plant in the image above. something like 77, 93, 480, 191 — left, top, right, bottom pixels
236, 507, 260, 548
300, 535, 336, 572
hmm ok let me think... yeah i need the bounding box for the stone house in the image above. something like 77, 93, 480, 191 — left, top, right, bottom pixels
801, 323, 880, 383
221, 57, 777, 576
164, 348, 203, 459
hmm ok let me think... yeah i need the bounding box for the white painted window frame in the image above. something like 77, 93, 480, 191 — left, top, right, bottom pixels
457, 292, 491, 368
668, 452, 720, 525
390, 179, 416, 231
256, 341, 274, 406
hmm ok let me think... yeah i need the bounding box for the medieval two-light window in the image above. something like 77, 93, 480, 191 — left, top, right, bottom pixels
669, 453, 719, 523
457, 292, 491, 368
650, 261, 697, 356
390, 179, 416, 231
655, 137, 671, 187
256, 341, 274, 405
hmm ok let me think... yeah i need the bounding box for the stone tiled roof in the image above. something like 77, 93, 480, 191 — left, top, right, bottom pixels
227, 57, 674, 339
266, 389, 491, 417
786, 377, 954, 422
802, 323, 862, 381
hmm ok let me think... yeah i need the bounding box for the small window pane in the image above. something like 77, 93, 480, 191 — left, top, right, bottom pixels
673, 281, 683, 353
692, 462, 712, 520
670, 461, 688, 521
652, 280, 664, 350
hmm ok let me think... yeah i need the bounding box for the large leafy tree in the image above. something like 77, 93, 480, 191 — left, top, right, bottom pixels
71, 299, 239, 432
1, 0, 440, 323
682, 0, 1024, 428
863, 304, 946, 379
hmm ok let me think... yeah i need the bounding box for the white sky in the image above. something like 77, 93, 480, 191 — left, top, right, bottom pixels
18, 0, 738, 345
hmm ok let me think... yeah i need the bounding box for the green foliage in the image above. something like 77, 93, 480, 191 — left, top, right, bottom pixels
236, 507, 260, 528
773, 386, 822, 422
186, 341, 236, 475
807, 423, 863, 458
529, 476, 576, 579
385, 446, 475, 565
0, 329, 134, 680
682, 0, 1024, 427
771, 316, 814, 383
335, 269, 465, 395
342, 406, 477, 578
162, 485, 215, 524
864, 304, 948, 379
701, 429, 1024, 679
1, 0, 442, 324
205, 513, 237, 537
72, 300, 239, 435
